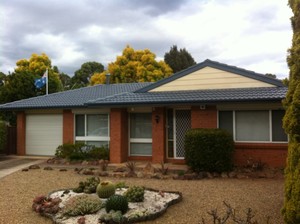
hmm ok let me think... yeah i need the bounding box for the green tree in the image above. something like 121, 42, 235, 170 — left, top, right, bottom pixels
15, 53, 62, 94
164, 45, 196, 73
265, 73, 277, 79
91, 45, 173, 85
71, 61, 104, 88
282, 1, 300, 223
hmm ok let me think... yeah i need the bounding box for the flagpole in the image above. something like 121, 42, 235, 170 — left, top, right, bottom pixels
46, 69, 48, 95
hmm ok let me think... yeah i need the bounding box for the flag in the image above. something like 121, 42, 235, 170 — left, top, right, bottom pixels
34, 69, 48, 89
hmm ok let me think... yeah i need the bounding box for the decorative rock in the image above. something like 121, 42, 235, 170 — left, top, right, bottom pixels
114, 166, 127, 172
228, 171, 237, 178
82, 169, 94, 175
137, 172, 144, 178
29, 165, 40, 169
221, 172, 228, 178
44, 166, 53, 171
143, 162, 155, 173
206, 172, 214, 179
22, 168, 29, 172
59, 168, 67, 172
198, 172, 207, 179
213, 172, 220, 178
81, 161, 89, 166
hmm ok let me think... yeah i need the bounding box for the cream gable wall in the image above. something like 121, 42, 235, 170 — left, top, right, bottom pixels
150, 66, 275, 92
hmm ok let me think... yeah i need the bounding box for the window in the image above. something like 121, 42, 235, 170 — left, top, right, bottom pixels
75, 114, 109, 147
129, 113, 152, 156
218, 110, 287, 142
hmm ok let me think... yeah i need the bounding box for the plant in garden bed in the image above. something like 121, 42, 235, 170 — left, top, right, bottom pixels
32, 195, 61, 215
96, 181, 116, 198
126, 161, 137, 177
63, 194, 103, 217
155, 161, 169, 175
124, 186, 145, 202
73, 177, 100, 193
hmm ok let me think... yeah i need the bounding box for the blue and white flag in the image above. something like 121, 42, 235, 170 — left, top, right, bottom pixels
34, 69, 48, 89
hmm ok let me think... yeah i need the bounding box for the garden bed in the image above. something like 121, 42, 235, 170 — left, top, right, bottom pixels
38, 188, 182, 224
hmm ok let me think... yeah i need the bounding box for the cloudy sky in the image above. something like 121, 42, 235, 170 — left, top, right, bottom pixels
1, 0, 293, 79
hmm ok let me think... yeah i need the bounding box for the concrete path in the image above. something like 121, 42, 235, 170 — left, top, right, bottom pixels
0, 156, 46, 179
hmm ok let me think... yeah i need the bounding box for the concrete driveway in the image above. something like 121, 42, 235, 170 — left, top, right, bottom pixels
0, 156, 46, 179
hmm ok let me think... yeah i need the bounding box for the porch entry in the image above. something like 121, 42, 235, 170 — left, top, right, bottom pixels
167, 109, 191, 159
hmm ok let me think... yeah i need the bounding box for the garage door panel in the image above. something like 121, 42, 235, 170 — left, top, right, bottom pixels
26, 114, 63, 156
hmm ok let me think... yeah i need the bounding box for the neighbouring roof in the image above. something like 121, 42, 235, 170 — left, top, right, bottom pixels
0, 59, 287, 111
0, 83, 152, 110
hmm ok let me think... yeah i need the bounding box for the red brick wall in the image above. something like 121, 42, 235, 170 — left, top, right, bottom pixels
234, 143, 288, 168
16, 111, 26, 155
152, 107, 166, 163
110, 108, 128, 163
63, 110, 74, 144
191, 105, 217, 128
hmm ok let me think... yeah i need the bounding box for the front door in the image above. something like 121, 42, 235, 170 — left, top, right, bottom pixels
167, 109, 191, 159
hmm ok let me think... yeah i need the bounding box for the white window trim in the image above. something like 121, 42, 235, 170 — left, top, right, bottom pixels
74, 114, 110, 144
218, 110, 288, 143
128, 112, 153, 156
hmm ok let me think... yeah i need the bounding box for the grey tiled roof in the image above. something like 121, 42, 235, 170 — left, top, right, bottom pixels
87, 87, 287, 106
136, 59, 285, 93
0, 83, 152, 110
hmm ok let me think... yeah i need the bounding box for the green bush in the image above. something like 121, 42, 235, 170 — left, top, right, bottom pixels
63, 194, 103, 216
0, 121, 7, 153
185, 128, 234, 173
55, 143, 109, 161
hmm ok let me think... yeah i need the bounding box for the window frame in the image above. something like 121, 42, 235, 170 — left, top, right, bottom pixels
218, 110, 288, 143
74, 114, 110, 146
129, 112, 152, 156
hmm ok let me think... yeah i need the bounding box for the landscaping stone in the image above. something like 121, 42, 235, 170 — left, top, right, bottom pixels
22, 168, 29, 172
221, 172, 228, 178
59, 169, 67, 172
113, 166, 127, 172
28, 165, 40, 169
44, 167, 53, 171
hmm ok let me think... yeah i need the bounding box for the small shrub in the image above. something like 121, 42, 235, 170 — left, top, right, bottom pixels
63, 194, 103, 217
155, 161, 169, 175
124, 186, 145, 202
185, 128, 234, 173
201, 201, 270, 224
96, 181, 115, 198
55, 143, 109, 161
126, 161, 137, 177
105, 195, 129, 214
73, 177, 100, 194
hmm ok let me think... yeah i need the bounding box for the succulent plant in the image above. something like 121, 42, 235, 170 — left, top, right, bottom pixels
73, 177, 100, 194
105, 195, 129, 214
124, 186, 145, 202
63, 194, 103, 217
32, 195, 61, 215
96, 181, 116, 198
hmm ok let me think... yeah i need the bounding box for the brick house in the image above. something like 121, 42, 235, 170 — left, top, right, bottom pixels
0, 59, 288, 167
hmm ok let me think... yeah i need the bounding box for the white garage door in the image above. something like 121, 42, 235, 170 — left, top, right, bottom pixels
26, 114, 63, 156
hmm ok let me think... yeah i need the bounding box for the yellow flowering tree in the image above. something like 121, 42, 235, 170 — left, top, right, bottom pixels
91, 46, 173, 85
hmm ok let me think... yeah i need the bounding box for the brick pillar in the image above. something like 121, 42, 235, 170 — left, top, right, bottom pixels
191, 105, 217, 129
63, 110, 74, 144
16, 111, 26, 155
152, 107, 166, 163
110, 108, 128, 163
